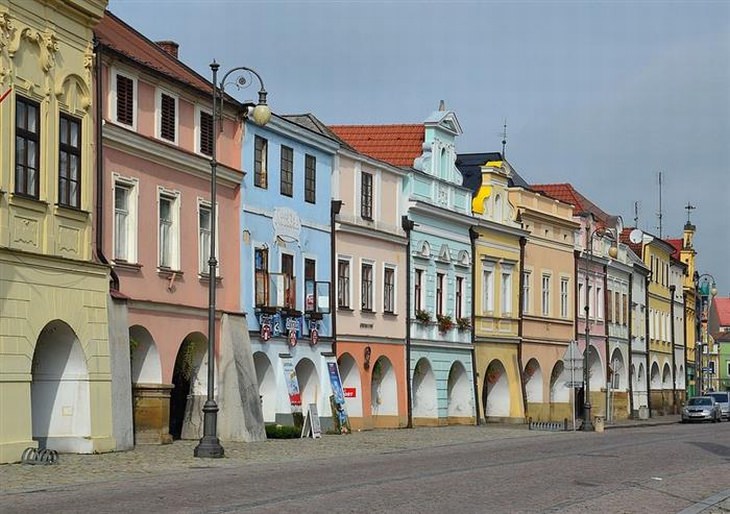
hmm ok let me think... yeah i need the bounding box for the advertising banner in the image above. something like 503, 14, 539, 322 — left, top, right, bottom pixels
327, 361, 350, 433
282, 357, 302, 414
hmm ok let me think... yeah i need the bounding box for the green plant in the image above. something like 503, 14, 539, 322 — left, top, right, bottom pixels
436, 314, 453, 333
456, 317, 471, 331
371, 358, 384, 381
415, 309, 431, 324
265, 424, 301, 439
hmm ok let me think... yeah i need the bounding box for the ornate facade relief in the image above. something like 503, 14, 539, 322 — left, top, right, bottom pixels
0, 12, 16, 85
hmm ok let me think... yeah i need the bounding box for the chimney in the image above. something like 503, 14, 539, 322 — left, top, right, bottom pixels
156, 40, 179, 59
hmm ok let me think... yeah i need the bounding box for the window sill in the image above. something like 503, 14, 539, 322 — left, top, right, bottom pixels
198, 272, 222, 284
338, 306, 353, 312
361, 309, 376, 316
55, 203, 90, 221
158, 268, 184, 278
114, 261, 142, 272
383, 311, 398, 317
8, 193, 48, 213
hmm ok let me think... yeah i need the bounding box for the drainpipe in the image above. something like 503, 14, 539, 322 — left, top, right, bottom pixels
645, 274, 652, 417
670, 284, 677, 412
402, 215, 414, 429
469, 228, 480, 425
330, 200, 342, 355
93, 38, 119, 291
604, 263, 610, 420
628, 277, 634, 418
682, 291, 688, 399
517, 236, 528, 420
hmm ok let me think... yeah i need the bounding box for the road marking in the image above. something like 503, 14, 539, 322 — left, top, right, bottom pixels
677, 488, 730, 514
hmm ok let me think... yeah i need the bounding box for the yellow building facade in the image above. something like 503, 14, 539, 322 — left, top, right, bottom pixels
0, 0, 113, 463
679, 222, 698, 395
470, 160, 527, 422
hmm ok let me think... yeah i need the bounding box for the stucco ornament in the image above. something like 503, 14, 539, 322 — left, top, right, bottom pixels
22, 27, 59, 72
0, 12, 16, 84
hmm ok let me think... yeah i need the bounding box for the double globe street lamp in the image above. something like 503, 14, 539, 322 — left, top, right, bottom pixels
195, 61, 271, 459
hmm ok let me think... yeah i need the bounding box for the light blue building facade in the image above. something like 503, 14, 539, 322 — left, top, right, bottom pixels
403, 108, 477, 425
241, 115, 339, 426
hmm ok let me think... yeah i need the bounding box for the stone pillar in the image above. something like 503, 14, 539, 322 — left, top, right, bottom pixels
132, 383, 173, 444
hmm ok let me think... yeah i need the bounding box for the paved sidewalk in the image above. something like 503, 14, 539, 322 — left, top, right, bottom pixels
605, 414, 681, 429
0, 415, 682, 495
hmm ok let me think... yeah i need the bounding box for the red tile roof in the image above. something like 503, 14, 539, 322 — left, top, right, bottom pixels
328, 124, 425, 167
95, 11, 211, 96
531, 183, 611, 223
620, 227, 643, 258
666, 238, 683, 259
713, 297, 730, 327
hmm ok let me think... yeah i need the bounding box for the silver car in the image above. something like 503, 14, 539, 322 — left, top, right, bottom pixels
682, 396, 722, 423
707, 391, 730, 421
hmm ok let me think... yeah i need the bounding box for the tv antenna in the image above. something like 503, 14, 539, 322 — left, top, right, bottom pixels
633, 201, 639, 227
656, 171, 663, 238
501, 119, 507, 158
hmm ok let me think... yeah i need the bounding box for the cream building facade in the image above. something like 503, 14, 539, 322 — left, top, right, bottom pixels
0, 0, 114, 463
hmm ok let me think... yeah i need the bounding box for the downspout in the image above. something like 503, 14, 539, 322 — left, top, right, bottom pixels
683, 291, 688, 398
330, 200, 342, 355
469, 228, 480, 425
670, 284, 677, 412
517, 236, 528, 420
628, 277, 634, 418
94, 38, 120, 291
402, 216, 414, 429
574, 250, 580, 342
604, 264, 610, 421
645, 274, 652, 417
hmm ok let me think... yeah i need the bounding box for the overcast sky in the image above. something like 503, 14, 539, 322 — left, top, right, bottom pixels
110, 0, 730, 296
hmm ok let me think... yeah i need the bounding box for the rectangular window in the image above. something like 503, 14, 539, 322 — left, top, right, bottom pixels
384, 266, 395, 314
414, 269, 423, 312
255, 247, 269, 307
15, 96, 40, 198
522, 271, 531, 314
501, 268, 513, 315
541, 274, 551, 316
709, 361, 715, 375
281, 253, 295, 308
614, 291, 621, 324
115, 73, 134, 126
361, 263, 373, 311
58, 113, 81, 208
114, 180, 137, 262
597, 286, 603, 320
199, 203, 212, 274
305, 154, 316, 204
158, 191, 179, 269
199, 109, 213, 156
361, 171, 373, 219
338, 259, 350, 309
254, 136, 268, 188
560, 277, 569, 319
159, 92, 177, 142
304, 258, 316, 283
579, 282, 585, 317
607, 289, 614, 322
455, 276, 463, 320
280, 145, 293, 197
483, 267, 494, 313
623, 294, 629, 326
436, 272, 445, 316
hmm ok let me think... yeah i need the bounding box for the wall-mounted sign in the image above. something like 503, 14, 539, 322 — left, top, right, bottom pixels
344, 387, 356, 398
282, 358, 302, 413
260, 314, 273, 341
272, 207, 302, 243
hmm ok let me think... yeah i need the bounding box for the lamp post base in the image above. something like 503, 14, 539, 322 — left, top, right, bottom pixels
581, 402, 594, 431
194, 400, 225, 458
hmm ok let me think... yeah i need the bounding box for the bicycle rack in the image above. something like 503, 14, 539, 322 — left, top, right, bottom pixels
21, 447, 59, 465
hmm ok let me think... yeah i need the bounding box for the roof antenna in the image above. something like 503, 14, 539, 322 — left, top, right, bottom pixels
633, 201, 639, 227
501, 118, 507, 158
685, 202, 696, 225
656, 171, 663, 238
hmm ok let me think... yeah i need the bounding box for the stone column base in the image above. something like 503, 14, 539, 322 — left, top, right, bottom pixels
133, 383, 173, 445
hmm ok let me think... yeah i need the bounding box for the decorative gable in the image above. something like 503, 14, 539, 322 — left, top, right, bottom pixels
437, 244, 452, 263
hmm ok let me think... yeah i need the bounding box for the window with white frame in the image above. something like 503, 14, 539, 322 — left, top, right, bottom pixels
384, 265, 395, 314
196, 106, 213, 156
361, 171, 373, 220
156, 89, 178, 143
414, 269, 424, 312
482, 264, 495, 313
158, 189, 180, 269
198, 199, 218, 275
113, 176, 138, 263
501, 266, 513, 315
578, 282, 585, 317
455, 276, 464, 319
560, 277, 569, 319
522, 270, 531, 314
361, 262, 374, 311
337, 258, 351, 309
436, 272, 445, 316
597, 286, 603, 320
254, 136, 268, 189
541, 274, 551, 316
111, 68, 137, 129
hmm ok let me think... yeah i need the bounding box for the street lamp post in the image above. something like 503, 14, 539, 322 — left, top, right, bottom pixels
695, 273, 717, 396
194, 61, 271, 459
582, 223, 618, 431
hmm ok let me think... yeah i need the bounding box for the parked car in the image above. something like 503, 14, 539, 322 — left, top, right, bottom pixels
681, 396, 722, 423
706, 391, 730, 421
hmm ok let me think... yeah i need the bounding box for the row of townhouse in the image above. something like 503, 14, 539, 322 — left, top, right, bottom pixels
0, 2, 711, 463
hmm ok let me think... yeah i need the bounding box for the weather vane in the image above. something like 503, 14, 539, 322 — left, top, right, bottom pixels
685, 202, 696, 224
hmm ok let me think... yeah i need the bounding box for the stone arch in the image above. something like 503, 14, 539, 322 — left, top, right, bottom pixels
338, 353, 362, 418
650, 361, 661, 389
678, 365, 685, 388
587, 345, 603, 391
484, 359, 510, 418
295, 358, 320, 407
524, 358, 543, 403
253, 352, 276, 423
371, 355, 397, 417
129, 325, 162, 384
412, 358, 437, 420
447, 360, 472, 420
31, 320, 92, 452
550, 360, 570, 403
610, 348, 626, 390
56, 72, 92, 111
169, 332, 207, 440
662, 362, 672, 389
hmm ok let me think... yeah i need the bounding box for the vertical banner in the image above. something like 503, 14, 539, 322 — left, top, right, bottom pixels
281, 357, 302, 415
326, 360, 351, 434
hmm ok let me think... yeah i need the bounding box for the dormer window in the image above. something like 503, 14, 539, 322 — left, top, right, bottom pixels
156, 90, 178, 144
361, 171, 373, 220
111, 68, 137, 129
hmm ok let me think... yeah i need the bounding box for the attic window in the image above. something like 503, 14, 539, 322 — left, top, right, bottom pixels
159, 92, 177, 142
115, 73, 134, 126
